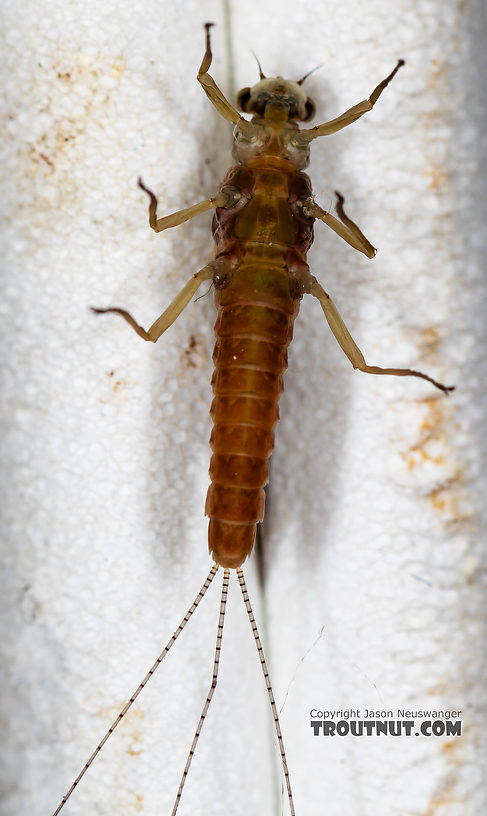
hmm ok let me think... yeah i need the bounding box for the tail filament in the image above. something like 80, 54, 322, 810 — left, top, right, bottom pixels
51, 565, 219, 816
237, 568, 296, 816
171, 568, 230, 816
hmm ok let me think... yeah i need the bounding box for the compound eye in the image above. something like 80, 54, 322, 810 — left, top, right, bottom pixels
303, 97, 316, 122
236, 87, 252, 113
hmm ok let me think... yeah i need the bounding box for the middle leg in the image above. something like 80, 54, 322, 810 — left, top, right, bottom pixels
303, 192, 376, 258
138, 178, 234, 234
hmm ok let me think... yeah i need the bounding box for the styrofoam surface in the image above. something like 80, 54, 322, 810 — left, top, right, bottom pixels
1, 1, 485, 815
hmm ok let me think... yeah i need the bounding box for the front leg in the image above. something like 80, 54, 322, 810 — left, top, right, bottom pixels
197, 23, 251, 128
301, 60, 404, 141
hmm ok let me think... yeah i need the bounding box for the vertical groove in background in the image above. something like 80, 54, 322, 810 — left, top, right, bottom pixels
222, 0, 236, 102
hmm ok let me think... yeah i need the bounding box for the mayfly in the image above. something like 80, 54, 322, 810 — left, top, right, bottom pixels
52, 23, 453, 816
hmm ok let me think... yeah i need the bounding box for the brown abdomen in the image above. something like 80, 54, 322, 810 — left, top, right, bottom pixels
205, 261, 300, 568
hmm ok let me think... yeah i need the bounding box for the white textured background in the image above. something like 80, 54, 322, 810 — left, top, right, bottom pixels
1, 1, 485, 815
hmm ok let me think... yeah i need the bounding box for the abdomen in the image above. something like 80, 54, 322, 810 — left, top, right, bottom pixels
205, 260, 301, 568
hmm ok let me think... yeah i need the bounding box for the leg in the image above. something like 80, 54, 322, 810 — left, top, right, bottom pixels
197, 23, 251, 128
91, 266, 214, 342
307, 279, 454, 394
138, 178, 232, 234
304, 192, 376, 258
302, 60, 404, 141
